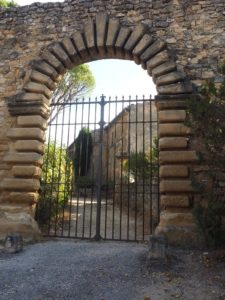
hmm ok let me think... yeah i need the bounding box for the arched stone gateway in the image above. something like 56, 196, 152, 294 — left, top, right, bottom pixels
0, 1, 224, 245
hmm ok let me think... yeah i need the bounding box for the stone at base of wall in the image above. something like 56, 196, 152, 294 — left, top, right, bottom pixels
0, 211, 41, 242
155, 211, 203, 247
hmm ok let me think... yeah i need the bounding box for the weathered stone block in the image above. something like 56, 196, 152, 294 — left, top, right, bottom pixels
151, 61, 177, 78
30, 71, 55, 90
1, 178, 40, 191
146, 50, 169, 72
160, 165, 189, 177
18, 93, 50, 106
23, 82, 52, 99
160, 179, 193, 192
156, 71, 185, 86
156, 100, 187, 110
51, 42, 73, 69
7, 128, 45, 141
4, 152, 43, 165
33, 60, 59, 81
124, 23, 146, 52
84, 20, 97, 55
0, 211, 40, 241
157, 82, 193, 95
115, 27, 131, 49
62, 37, 78, 62
158, 110, 186, 123
161, 195, 190, 208
132, 34, 153, 56
72, 31, 88, 59
96, 14, 108, 49
17, 115, 47, 130
159, 123, 191, 137
157, 211, 194, 228
9, 192, 39, 204
106, 18, 120, 48
12, 166, 41, 178
159, 150, 198, 164
14, 140, 44, 154
41, 50, 65, 74
140, 40, 166, 62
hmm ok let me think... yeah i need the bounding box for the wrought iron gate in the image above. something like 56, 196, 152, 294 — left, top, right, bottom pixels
36, 95, 159, 241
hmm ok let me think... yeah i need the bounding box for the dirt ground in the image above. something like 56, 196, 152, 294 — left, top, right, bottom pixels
0, 239, 225, 300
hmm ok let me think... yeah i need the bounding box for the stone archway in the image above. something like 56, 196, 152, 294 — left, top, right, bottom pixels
1, 13, 198, 245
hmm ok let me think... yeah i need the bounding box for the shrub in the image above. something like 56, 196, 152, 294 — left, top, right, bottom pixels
36, 142, 72, 227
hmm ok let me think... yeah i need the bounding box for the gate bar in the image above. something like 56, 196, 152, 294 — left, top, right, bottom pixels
94, 94, 106, 240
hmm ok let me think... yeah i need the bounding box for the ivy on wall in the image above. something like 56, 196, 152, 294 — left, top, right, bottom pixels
188, 61, 225, 248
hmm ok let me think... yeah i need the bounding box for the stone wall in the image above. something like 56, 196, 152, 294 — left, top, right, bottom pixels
0, 0, 224, 244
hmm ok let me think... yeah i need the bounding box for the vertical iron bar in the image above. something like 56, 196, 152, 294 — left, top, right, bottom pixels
127, 97, 131, 241
89, 97, 98, 238
134, 96, 138, 241
74, 99, 80, 238
112, 96, 118, 239
54, 100, 66, 236
119, 96, 125, 240
48, 108, 60, 236
104, 97, 110, 239
149, 98, 153, 234
94, 94, 105, 240
142, 97, 145, 240
63, 97, 73, 237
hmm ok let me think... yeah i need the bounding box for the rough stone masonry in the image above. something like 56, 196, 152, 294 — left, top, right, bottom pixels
0, 0, 224, 245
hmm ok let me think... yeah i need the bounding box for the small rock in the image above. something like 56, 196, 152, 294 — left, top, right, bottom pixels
4, 234, 23, 254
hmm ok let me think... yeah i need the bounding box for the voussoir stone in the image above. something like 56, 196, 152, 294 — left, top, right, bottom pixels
33, 60, 59, 81
61, 37, 78, 63
140, 40, 166, 62
115, 27, 131, 49
124, 23, 147, 52
151, 61, 177, 78
30, 71, 55, 90
157, 82, 193, 95
23, 82, 52, 99
41, 49, 66, 74
156, 71, 185, 86
146, 49, 169, 72
51, 42, 73, 69
96, 14, 108, 49
72, 31, 88, 58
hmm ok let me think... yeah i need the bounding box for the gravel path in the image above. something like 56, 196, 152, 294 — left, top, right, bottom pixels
0, 239, 224, 300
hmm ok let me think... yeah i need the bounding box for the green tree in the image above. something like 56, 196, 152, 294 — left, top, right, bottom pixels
36, 142, 72, 227
123, 146, 158, 182
0, 0, 17, 7
73, 128, 93, 180
188, 61, 225, 248
49, 64, 95, 124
